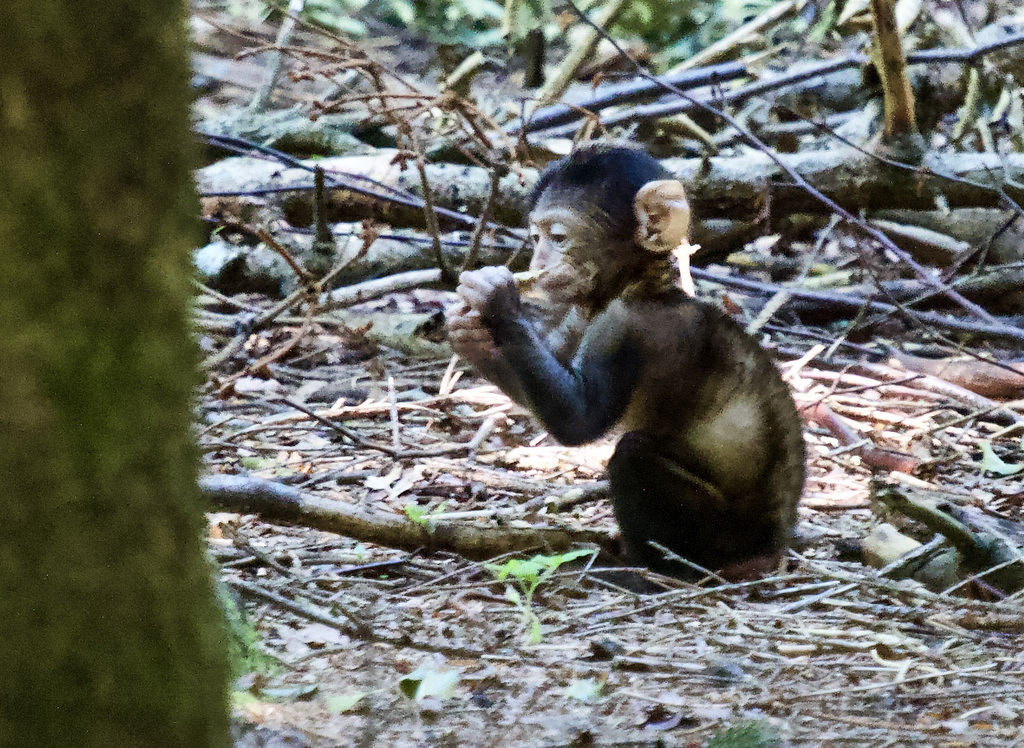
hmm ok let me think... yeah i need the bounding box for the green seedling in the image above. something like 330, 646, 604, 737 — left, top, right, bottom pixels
486, 549, 592, 644
404, 501, 448, 531
399, 664, 460, 702
706, 719, 780, 748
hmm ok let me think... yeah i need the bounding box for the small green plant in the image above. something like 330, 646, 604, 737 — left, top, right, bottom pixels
705, 720, 780, 748
404, 501, 448, 530
486, 549, 591, 644
564, 677, 603, 703
218, 580, 278, 679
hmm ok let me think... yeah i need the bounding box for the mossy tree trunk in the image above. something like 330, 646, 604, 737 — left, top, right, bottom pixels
0, 2, 230, 747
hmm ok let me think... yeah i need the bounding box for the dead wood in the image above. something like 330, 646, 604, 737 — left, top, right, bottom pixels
796, 354, 1024, 427
668, 147, 1024, 219
201, 474, 614, 559
875, 485, 1024, 593
197, 149, 1024, 235
196, 229, 518, 294
869, 0, 919, 140
510, 61, 748, 133
803, 403, 922, 473
534, 0, 630, 106
693, 268, 1024, 345
870, 208, 1024, 266
516, 34, 1024, 137
320, 268, 441, 310
887, 349, 1024, 399
765, 264, 1024, 326
853, 359, 1024, 423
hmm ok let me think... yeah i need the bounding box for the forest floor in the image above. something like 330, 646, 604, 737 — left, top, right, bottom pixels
207, 310, 1024, 748
192, 1, 1024, 745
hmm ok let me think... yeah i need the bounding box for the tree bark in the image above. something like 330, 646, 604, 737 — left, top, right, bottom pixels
0, 2, 230, 746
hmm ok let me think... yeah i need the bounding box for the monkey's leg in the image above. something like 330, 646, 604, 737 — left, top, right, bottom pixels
608, 432, 782, 578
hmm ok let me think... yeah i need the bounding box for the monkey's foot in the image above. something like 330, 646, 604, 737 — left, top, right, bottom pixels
717, 552, 786, 582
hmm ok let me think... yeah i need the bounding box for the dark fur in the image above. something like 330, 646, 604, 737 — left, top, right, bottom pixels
457, 144, 805, 579
532, 144, 671, 242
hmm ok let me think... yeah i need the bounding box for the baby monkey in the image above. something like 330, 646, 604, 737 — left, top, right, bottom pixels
446, 144, 804, 579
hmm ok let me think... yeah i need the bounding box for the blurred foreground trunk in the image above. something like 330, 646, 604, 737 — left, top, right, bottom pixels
0, 2, 230, 746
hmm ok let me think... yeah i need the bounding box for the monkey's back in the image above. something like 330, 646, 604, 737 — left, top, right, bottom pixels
616, 291, 805, 547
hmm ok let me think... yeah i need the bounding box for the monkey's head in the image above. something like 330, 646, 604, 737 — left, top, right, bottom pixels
527, 143, 685, 306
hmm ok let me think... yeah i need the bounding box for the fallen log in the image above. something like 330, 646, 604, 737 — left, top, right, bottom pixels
196, 148, 1024, 233
201, 474, 614, 560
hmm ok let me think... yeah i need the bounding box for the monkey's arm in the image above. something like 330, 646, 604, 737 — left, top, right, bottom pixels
461, 267, 640, 446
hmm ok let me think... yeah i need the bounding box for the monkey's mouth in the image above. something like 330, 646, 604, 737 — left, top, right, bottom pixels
523, 262, 594, 303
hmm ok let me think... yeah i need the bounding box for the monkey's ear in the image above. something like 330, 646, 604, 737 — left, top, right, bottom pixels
634, 179, 691, 254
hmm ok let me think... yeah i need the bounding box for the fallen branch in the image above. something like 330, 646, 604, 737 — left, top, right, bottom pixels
693, 268, 1024, 344
197, 149, 1024, 235
201, 474, 614, 560
886, 349, 1024, 399
509, 61, 748, 134
791, 352, 1024, 427
853, 360, 1024, 423
875, 484, 1024, 594
524, 32, 1024, 137
834, 263, 1024, 304
534, 0, 630, 106
803, 402, 921, 473
320, 267, 441, 310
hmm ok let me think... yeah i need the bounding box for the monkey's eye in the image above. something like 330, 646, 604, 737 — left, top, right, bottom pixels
529, 226, 541, 244
549, 223, 568, 245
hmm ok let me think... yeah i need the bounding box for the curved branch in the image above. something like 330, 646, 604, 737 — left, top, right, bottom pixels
201, 474, 614, 560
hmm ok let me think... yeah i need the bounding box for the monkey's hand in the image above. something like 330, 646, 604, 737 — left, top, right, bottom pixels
455, 266, 523, 336
447, 267, 534, 404
445, 301, 499, 365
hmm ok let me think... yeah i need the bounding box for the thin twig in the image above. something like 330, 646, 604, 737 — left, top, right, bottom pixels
408, 132, 455, 284
465, 164, 503, 271
691, 267, 1024, 344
